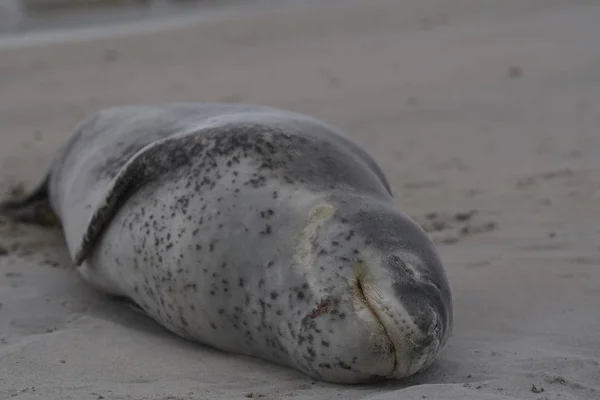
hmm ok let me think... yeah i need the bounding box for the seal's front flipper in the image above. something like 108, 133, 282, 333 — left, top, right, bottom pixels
0, 174, 59, 227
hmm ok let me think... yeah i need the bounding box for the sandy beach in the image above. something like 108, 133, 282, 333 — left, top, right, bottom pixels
1, 0, 600, 399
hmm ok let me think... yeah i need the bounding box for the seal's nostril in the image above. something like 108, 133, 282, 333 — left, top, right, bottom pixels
391, 279, 448, 341
412, 310, 440, 348
415, 309, 434, 334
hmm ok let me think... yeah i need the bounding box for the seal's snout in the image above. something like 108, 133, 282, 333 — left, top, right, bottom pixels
391, 278, 449, 343
355, 256, 451, 379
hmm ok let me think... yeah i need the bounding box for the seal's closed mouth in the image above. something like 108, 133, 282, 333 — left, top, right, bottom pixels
352, 275, 399, 378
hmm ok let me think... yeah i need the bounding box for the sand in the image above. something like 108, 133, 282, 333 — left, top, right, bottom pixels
1, 0, 599, 399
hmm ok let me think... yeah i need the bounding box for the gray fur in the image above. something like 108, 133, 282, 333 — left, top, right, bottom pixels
1, 103, 453, 384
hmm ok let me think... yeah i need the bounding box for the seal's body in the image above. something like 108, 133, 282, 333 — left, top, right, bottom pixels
1, 103, 453, 383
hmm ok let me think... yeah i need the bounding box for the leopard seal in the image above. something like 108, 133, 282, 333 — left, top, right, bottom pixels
0, 102, 453, 384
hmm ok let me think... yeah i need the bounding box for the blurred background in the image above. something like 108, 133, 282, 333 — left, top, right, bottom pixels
0, 0, 300, 35
0, 1, 599, 399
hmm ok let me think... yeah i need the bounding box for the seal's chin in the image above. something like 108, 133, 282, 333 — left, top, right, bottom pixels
356, 276, 445, 379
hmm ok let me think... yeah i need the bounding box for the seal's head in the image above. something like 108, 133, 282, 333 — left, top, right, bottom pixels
286, 192, 453, 384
